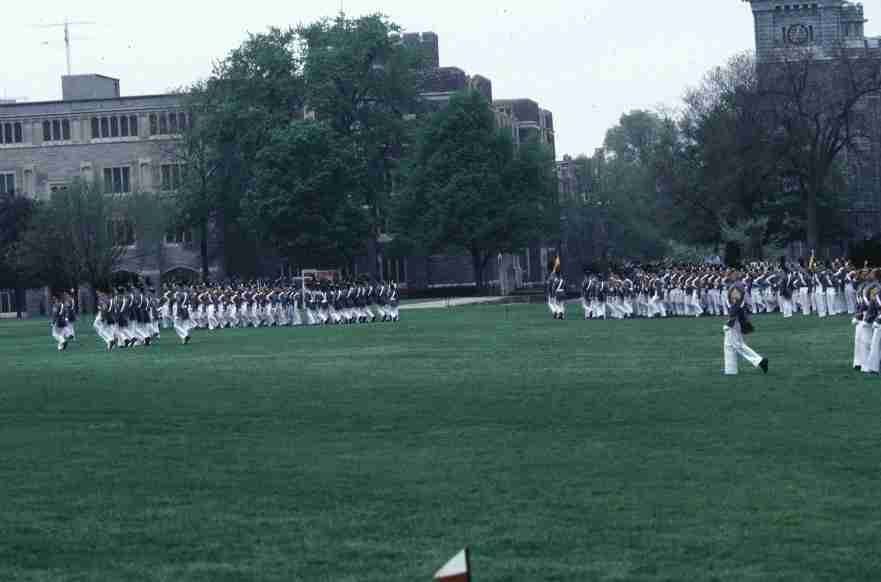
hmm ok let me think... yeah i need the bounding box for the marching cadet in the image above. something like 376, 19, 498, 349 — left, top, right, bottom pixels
852, 275, 874, 371
93, 290, 116, 351
546, 257, 566, 320
389, 281, 400, 322
580, 271, 593, 320
50, 292, 76, 351
172, 288, 195, 344
722, 270, 769, 376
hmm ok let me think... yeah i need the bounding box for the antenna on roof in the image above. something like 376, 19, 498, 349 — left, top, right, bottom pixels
34, 18, 95, 75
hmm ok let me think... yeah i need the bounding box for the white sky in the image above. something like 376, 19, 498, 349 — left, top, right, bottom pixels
3, 0, 878, 158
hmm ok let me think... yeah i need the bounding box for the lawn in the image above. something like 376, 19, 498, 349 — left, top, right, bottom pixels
1, 305, 879, 581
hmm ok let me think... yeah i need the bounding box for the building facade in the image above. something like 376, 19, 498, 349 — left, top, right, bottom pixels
372, 32, 558, 291
2, 32, 560, 314
0, 75, 221, 315
745, 0, 881, 249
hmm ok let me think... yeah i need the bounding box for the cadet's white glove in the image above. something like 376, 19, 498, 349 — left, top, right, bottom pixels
723, 325, 731, 332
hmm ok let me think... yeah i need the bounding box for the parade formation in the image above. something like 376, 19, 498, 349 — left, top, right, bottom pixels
46, 254, 881, 378
544, 256, 881, 375
48, 278, 401, 352
556, 257, 862, 322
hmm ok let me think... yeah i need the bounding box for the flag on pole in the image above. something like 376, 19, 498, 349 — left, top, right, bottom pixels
434, 548, 470, 582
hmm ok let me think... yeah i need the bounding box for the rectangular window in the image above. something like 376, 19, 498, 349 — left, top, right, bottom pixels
0, 173, 14, 195
178, 112, 188, 131
109, 220, 135, 246
101, 117, 109, 138
62, 119, 70, 141
91, 117, 100, 139
43, 121, 51, 142
3, 123, 11, 144
103, 167, 131, 193
110, 116, 119, 138
13, 122, 21, 143
120, 116, 129, 137
52, 120, 61, 141
159, 113, 168, 135
130, 115, 139, 137
160, 164, 182, 191
165, 227, 193, 244
150, 114, 158, 135
169, 112, 178, 133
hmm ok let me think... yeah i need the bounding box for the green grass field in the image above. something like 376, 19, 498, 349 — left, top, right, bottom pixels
1, 305, 879, 581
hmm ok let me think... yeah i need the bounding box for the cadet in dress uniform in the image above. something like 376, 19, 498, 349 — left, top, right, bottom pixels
852, 275, 873, 371
723, 271, 769, 376
862, 275, 881, 374
50, 293, 76, 351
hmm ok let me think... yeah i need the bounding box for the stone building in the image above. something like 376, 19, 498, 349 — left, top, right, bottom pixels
2, 32, 559, 314
0, 75, 221, 315
375, 32, 558, 292
744, 0, 881, 250
493, 99, 556, 160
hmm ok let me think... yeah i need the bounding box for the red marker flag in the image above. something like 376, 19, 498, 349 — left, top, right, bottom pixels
434, 548, 470, 582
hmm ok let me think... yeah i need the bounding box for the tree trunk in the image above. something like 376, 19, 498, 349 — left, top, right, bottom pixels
472, 249, 483, 290
805, 188, 819, 255
15, 282, 24, 319
90, 285, 98, 319
200, 218, 210, 282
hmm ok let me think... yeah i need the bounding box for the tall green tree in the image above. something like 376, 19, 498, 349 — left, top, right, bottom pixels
759, 45, 881, 252
0, 191, 35, 317
589, 110, 673, 260
298, 13, 421, 277
22, 180, 130, 310
396, 90, 558, 288
246, 120, 370, 272
175, 28, 305, 277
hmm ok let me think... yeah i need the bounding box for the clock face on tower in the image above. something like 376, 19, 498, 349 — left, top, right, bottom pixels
787, 24, 810, 45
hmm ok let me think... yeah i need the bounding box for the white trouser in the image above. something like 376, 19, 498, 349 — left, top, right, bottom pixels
93, 316, 114, 346
854, 320, 870, 370
207, 305, 218, 330
797, 288, 810, 314
173, 317, 195, 341
846, 285, 857, 315
815, 288, 827, 318
724, 322, 764, 375
691, 291, 704, 317
764, 289, 777, 313
780, 296, 794, 318
864, 324, 881, 374
133, 321, 151, 342
51, 324, 70, 349
826, 288, 837, 316
115, 323, 136, 344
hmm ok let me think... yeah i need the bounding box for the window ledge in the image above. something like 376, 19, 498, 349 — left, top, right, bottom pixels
91, 137, 141, 144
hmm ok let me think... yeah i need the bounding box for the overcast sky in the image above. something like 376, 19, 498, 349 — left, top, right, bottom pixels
3, 0, 878, 158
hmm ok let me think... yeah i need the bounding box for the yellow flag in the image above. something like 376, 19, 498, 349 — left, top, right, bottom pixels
553, 255, 561, 273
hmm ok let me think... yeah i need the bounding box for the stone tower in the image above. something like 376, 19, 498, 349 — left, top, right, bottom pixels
743, 1, 881, 248
744, 0, 870, 62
